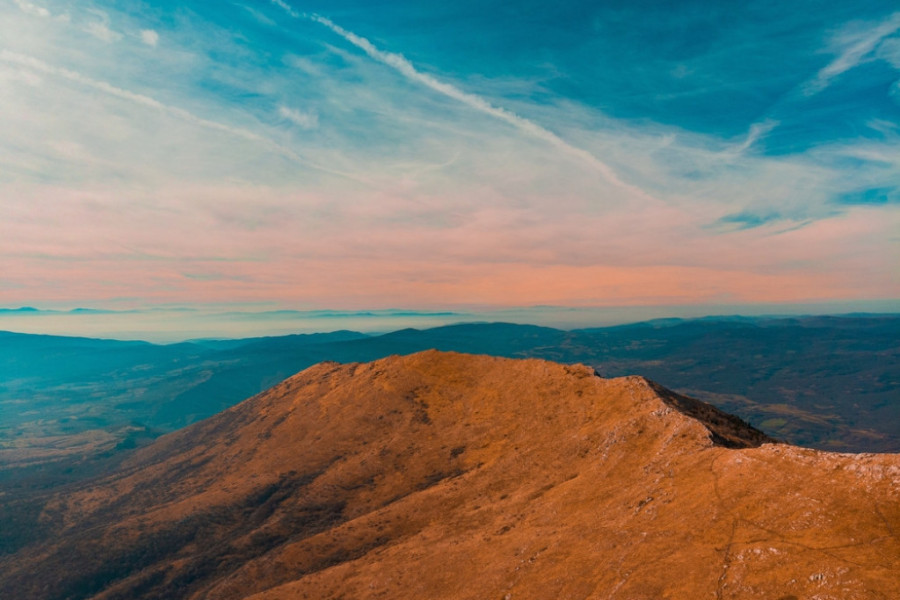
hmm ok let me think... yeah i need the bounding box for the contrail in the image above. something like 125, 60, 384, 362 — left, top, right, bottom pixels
0, 49, 359, 181
271, 2, 651, 200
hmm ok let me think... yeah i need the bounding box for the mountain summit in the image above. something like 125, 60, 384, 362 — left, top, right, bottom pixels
2, 351, 897, 599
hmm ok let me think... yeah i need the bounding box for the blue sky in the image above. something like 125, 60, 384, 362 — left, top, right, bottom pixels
0, 0, 898, 324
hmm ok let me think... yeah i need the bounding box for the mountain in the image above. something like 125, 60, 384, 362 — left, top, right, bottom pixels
3, 315, 898, 475
0, 330, 371, 479
1, 352, 896, 599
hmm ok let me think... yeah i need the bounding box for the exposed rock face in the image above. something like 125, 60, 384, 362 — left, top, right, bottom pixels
1, 351, 897, 599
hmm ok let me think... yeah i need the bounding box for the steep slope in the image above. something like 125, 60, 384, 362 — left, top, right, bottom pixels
1, 351, 897, 600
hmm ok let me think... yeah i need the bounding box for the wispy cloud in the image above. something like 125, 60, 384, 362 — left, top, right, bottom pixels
84, 9, 122, 43
13, 0, 49, 18
730, 119, 779, 155
878, 37, 900, 67
1, 50, 258, 139
269, 2, 651, 201
311, 14, 653, 200
803, 12, 900, 96
278, 105, 318, 129
269, 0, 300, 18
2, 0, 897, 312
140, 29, 159, 47
0, 49, 350, 178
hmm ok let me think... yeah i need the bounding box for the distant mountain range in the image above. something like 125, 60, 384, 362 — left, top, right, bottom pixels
0, 307, 120, 314
1, 352, 896, 599
1, 315, 898, 490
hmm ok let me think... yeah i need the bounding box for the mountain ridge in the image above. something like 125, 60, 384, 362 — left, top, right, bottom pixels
2, 315, 898, 466
1, 351, 896, 599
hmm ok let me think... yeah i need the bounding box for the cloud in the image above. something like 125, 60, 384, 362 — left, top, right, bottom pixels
283, 54, 321, 77
268, 3, 651, 201
311, 14, 652, 200
877, 37, 900, 68
0, 50, 351, 178
269, 0, 300, 18
0, 50, 244, 134
140, 29, 159, 47
84, 10, 123, 43
803, 12, 900, 96
278, 105, 318, 129
728, 119, 779, 155
13, 0, 49, 18
0, 65, 42, 86
3, 1, 898, 311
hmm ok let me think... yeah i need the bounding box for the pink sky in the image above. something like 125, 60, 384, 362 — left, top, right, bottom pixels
2, 184, 897, 310
2, 3, 898, 317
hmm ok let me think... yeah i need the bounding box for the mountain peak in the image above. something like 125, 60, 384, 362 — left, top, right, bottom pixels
2, 351, 896, 599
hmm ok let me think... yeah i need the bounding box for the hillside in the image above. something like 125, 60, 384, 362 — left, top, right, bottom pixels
1, 352, 897, 599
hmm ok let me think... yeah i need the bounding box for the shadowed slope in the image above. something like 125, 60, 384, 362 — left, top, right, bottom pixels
1, 351, 897, 599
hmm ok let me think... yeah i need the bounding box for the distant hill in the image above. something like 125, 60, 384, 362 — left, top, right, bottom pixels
0, 352, 895, 599
0, 315, 897, 487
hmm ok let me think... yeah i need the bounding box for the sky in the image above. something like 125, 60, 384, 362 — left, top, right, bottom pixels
1, 0, 899, 334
